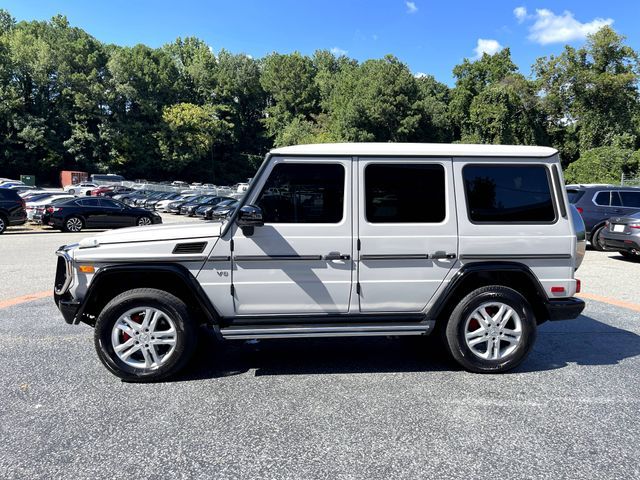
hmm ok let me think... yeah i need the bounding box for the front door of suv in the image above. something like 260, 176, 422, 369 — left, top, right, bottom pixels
231, 158, 353, 315
356, 159, 458, 312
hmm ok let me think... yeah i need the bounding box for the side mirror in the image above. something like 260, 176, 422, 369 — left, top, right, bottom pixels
236, 205, 264, 227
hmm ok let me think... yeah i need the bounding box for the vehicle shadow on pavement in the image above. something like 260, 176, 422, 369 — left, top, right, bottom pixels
174, 333, 453, 381
519, 314, 640, 372
171, 314, 640, 381
607, 254, 640, 264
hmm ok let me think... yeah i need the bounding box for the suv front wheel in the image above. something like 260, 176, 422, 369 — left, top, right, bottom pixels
94, 288, 197, 382
444, 286, 537, 373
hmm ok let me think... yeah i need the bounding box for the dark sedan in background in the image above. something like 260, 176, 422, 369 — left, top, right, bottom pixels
43, 197, 162, 232
181, 196, 234, 216
203, 199, 239, 220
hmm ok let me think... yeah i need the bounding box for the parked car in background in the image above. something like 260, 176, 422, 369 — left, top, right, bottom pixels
44, 197, 161, 232
89, 185, 116, 196
143, 192, 181, 210
167, 194, 208, 214
566, 184, 640, 250
0, 188, 27, 233
204, 199, 238, 220
181, 196, 232, 216
64, 182, 98, 195
155, 193, 197, 212
26, 194, 75, 220
102, 186, 136, 198
601, 211, 640, 261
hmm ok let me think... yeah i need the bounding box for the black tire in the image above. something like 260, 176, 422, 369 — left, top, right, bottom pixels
444, 286, 537, 373
63, 215, 84, 232
619, 250, 640, 261
591, 225, 607, 251
0, 214, 7, 234
94, 288, 197, 382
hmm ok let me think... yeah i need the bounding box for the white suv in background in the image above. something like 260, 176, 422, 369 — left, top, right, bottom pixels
54, 143, 585, 381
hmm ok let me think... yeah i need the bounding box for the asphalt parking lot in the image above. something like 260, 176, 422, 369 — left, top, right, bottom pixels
1, 219, 639, 479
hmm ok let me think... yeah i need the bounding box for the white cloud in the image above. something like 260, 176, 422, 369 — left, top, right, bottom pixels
415, 72, 428, 78
514, 6, 527, 23
473, 38, 503, 59
527, 9, 613, 45
330, 46, 348, 56
406, 2, 418, 14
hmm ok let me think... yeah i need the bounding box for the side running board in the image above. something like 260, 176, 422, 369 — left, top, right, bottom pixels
220, 322, 434, 340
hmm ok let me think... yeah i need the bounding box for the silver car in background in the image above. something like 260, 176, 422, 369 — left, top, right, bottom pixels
602, 211, 640, 261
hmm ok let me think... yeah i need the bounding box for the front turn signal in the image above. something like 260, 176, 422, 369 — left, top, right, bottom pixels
78, 265, 95, 273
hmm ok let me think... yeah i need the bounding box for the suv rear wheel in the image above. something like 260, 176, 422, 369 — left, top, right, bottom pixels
94, 288, 196, 382
444, 286, 537, 373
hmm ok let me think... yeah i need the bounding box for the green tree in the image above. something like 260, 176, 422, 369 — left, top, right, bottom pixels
535, 27, 640, 161
327, 55, 422, 142
156, 102, 233, 178
564, 146, 640, 184
260, 52, 319, 141
450, 48, 518, 139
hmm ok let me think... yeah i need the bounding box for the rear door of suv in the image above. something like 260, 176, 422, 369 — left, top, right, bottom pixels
356, 158, 458, 312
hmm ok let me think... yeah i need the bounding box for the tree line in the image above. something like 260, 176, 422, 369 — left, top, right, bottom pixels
0, 10, 639, 185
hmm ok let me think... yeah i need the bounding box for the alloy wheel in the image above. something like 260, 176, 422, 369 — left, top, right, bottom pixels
66, 217, 83, 232
137, 216, 152, 226
111, 307, 177, 369
464, 302, 523, 360
0, 217, 5, 233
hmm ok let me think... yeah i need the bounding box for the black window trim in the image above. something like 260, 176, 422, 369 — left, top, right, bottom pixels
255, 160, 348, 225
462, 163, 559, 225
362, 160, 448, 225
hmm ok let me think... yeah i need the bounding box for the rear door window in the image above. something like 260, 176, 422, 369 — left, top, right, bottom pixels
463, 165, 556, 223
364, 164, 446, 223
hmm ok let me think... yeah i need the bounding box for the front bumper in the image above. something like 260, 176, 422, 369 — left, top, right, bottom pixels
546, 297, 585, 321
54, 246, 80, 324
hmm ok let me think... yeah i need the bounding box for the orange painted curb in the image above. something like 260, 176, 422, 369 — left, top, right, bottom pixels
578, 292, 640, 313
0, 290, 50, 309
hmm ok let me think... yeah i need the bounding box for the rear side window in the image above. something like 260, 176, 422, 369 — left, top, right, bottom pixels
78, 198, 101, 207
593, 192, 610, 206
365, 164, 446, 223
620, 191, 640, 208
566, 189, 585, 204
463, 165, 556, 223
257, 163, 345, 223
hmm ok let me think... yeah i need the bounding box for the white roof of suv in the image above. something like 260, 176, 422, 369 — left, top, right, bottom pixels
271, 143, 558, 158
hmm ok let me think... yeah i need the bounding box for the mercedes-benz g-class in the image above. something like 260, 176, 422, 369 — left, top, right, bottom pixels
54, 143, 586, 381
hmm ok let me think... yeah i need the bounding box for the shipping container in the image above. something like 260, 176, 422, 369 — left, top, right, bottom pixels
60, 170, 89, 187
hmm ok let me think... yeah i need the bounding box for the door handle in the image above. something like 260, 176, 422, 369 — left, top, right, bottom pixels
430, 251, 456, 260
324, 252, 351, 260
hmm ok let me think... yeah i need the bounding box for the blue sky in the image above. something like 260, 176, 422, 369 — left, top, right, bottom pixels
2, 1, 639, 85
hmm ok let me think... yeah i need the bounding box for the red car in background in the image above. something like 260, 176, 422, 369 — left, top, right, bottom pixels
90, 185, 115, 196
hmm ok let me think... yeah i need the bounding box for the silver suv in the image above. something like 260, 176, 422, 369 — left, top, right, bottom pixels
54, 143, 585, 381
